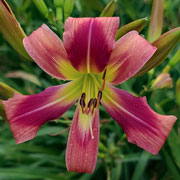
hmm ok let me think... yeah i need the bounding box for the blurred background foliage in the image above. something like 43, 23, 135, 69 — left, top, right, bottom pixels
0, 0, 180, 179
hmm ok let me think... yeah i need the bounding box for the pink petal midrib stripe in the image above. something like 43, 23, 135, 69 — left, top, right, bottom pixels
103, 91, 158, 134
87, 19, 94, 73
10, 84, 80, 121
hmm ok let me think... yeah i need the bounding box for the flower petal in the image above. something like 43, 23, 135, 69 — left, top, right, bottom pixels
66, 106, 99, 174
101, 85, 177, 155
63, 17, 119, 73
23, 24, 79, 80
3, 81, 82, 144
106, 31, 157, 85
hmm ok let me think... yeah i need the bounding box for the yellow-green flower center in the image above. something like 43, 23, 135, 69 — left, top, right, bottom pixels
79, 70, 106, 115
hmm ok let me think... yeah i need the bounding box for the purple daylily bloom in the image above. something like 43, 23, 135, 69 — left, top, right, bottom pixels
3, 17, 177, 174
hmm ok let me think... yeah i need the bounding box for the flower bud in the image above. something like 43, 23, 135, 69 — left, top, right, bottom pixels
0, 82, 19, 120
148, 0, 164, 42
100, 0, 117, 17
151, 73, 173, 90
0, 82, 17, 99
0, 0, 31, 60
64, 0, 74, 20
115, 17, 148, 40
136, 27, 180, 76
33, 0, 49, 19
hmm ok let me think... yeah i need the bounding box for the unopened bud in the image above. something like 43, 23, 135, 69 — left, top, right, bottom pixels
151, 73, 173, 90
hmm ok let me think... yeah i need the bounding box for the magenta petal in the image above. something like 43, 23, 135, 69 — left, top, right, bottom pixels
23, 24, 78, 80
63, 17, 119, 73
3, 82, 80, 144
102, 85, 177, 155
66, 106, 99, 174
107, 31, 157, 85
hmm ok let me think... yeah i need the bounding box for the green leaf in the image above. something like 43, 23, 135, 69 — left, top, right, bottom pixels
176, 78, 180, 106
115, 17, 148, 40
0, 0, 31, 60
148, 0, 164, 42
162, 148, 180, 180
37, 126, 64, 137
131, 151, 151, 180
167, 129, 180, 169
100, 0, 117, 17
0, 167, 67, 180
136, 27, 180, 76
163, 49, 180, 73
169, 49, 180, 67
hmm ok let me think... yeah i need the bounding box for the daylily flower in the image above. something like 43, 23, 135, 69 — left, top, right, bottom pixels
3, 17, 177, 174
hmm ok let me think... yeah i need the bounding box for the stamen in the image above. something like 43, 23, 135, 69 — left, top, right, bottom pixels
80, 98, 86, 113
80, 98, 86, 107
97, 91, 102, 100
102, 69, 107, 80
93, 98, 97, 108
87, 98, 94, 108
81, 92, 86, 100
90, 98, 97, 115
101, 69, 107, 91
85, 98, 94, 114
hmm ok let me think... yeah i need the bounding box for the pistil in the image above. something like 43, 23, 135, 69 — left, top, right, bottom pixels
89, 115, 94, 139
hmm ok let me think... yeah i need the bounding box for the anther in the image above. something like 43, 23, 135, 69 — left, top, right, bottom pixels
80, 98, 86, 108
93, 98, 97, 108
102, 69, 107, 80
88, 98, 94, 108
97, 90, 102, 100
81, 93, 86, 100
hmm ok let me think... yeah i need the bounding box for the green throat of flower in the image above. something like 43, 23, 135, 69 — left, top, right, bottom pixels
77, 69, 106, 139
